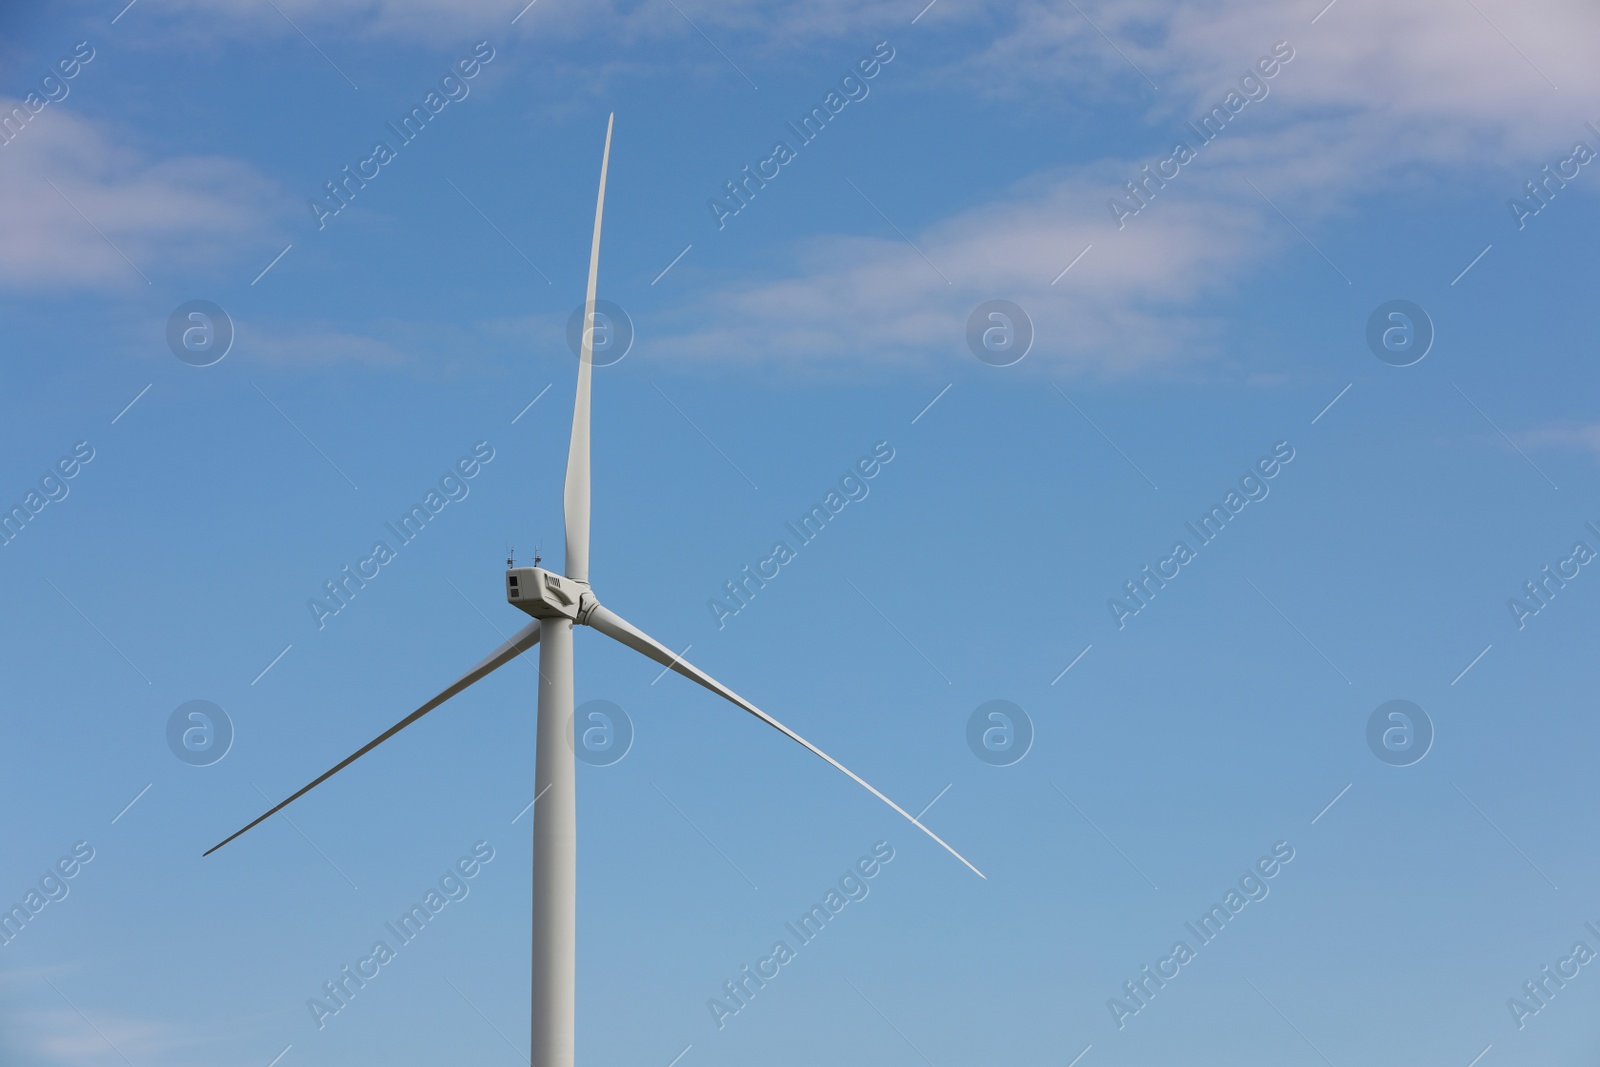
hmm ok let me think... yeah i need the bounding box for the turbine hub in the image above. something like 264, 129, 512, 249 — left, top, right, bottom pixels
507, 566, 592, 621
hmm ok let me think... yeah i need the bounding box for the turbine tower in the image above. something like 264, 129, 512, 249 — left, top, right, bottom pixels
205, 115, 982, 1067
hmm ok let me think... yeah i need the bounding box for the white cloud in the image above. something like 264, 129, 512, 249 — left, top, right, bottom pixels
243, 325, 410, 368
15, 1005, 269, 1066
237, 314, 567, 373
649, 168, 1264, 373
74, 0, 1600, 373
919, 0, 1600, 214
105, 0, 626, 44
649, 110, 1405, 375
125, 0, 1600, 131
1517, 422, 1600, 459
25, 1008, 183, 1062
0, 968, 277, 1067
0, 101, 281, 290
643, 0, 1600, 374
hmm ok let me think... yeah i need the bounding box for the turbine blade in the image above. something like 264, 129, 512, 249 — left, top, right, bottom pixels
563, 113, 613, 584
204, 620, 542, 857
584, 604, 984, 879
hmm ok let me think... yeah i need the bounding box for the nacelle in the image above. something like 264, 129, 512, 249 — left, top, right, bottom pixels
507, 567, 589, 620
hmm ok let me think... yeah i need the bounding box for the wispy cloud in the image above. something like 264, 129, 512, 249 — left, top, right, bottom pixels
638, 0, 1600, 373
1516, 421, 1600, 459
1, 968, 281, 1067
942, 0, 1596, 146
650, 168, 1268, 374
243, 325, 411, 368
235, 314, 568, 374
41, 0, 1600, 375
0, 102, 280, 290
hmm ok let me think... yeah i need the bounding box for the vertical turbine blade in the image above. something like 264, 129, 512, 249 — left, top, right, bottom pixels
563, 113, 614, 584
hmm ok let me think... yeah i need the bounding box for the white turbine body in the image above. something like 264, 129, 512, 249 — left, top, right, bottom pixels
205, 116, 982, 1067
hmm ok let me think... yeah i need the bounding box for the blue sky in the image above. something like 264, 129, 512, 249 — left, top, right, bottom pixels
3, 0, 1600, 1064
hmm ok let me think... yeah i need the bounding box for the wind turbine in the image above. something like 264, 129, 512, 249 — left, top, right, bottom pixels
204, 115, 983, 1067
